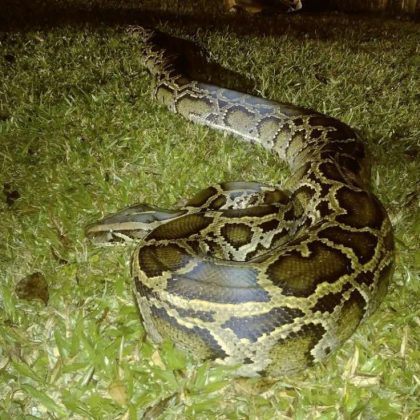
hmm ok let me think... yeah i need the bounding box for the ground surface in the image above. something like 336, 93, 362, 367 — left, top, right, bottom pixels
0, 2, 419, 418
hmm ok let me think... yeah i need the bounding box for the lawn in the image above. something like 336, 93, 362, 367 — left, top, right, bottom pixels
0, 2, 419, 418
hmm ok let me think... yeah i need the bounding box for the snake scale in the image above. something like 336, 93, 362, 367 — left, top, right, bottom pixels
86, 27, 395, 377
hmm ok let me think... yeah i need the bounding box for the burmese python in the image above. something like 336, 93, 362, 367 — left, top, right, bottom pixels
86, 27, 395, 377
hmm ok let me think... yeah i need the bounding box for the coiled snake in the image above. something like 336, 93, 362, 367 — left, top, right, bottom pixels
86, 28, 395, 377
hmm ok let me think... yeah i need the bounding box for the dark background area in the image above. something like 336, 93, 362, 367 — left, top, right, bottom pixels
1, 0, 418, 31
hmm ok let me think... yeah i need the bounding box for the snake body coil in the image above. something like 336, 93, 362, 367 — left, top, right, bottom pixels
87, 28, 395, 376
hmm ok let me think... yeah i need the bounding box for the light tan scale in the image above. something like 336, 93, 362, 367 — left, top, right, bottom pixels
86, 27, 395, 377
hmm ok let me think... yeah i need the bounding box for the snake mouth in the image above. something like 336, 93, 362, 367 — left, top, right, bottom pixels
85, 204, 186, 244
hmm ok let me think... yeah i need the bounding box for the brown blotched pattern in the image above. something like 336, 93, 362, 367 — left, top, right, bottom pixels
87, 27, 395, 377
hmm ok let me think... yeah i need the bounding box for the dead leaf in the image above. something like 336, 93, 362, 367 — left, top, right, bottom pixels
108, 380, 128, 405
15, 272, 49, 305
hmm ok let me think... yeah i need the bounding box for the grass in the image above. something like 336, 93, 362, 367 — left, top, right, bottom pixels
1, 3, 419, 419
